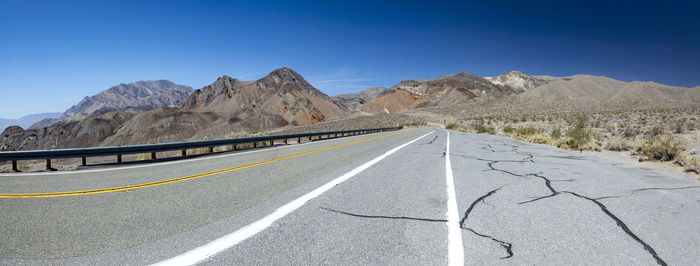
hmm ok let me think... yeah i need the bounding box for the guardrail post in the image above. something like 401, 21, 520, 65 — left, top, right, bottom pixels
12, 160, 18, 172
82, 157, 87, 166
269, 140, 273, 146
151, 152, 157, 159
283, 138, 288, 144
232, 144, 237, 151
297, 137, 301, 143
253, 142, 257, 148
208, 147, 214, 153
117, 154, 122, 163
46, 159, 52, 170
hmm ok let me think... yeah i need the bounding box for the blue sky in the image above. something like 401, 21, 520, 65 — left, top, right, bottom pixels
1, 0, 698, 119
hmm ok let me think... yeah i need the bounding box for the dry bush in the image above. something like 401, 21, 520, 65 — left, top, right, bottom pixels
502, 125, 515, 134
566, 114, 592, 151
550, 127, 561, 139
515, 126, 539, 136
634, 135, 685, 161
675, 154, 700, 175
445, 123, 458, 130
473, 123, 496, 134
519, 133, 552, 144
604, 137, 633, 151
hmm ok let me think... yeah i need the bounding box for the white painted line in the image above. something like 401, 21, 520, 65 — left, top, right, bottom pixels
0, 130, 400, 177
444, 130, 465, 266
151, 130, 434, 266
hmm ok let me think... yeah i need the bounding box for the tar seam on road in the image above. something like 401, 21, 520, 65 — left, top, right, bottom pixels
150, 130, 435, 266
0, 129, 420, 198
320, 207, 447, 223
444, 130, 465, 266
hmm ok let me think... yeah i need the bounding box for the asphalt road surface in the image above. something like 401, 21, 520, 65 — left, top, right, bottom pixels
1, 128, 698, 265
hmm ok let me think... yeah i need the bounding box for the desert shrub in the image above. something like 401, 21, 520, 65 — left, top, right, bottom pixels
445, 123, 458, 130
604, 137, 633, 151
634, 135, 685, 161
566, 113, 591, 151
515, 126, 539, 136
621, 127, 640, 139
473, 124, 496, 134
550, 128, 561, 139
675, 154, 699, 175
520, 133, 552, 144
503, 125, 514, 134
648, 126, 664, 137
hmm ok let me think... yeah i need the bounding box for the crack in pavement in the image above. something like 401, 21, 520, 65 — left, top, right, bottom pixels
458, 187, 513, 259
595, 186, 700, 200
421, 135, 439, 145
562, 191, 668, 266
468, 143, 668, 265
320, 207, 447, 223
518, 173, 559, 205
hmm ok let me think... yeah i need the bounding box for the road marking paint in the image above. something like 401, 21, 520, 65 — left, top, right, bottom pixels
444, 130, 465, 265
151, 130, 434, 266
0, 130, 394, 177
0, 130, 421, 198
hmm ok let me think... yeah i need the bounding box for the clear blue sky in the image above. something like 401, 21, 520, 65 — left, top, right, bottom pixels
1, 0, 698, 119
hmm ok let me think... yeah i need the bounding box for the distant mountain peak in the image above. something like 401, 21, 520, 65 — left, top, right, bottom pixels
57, 80, 193, 125
485, 71, 549, 91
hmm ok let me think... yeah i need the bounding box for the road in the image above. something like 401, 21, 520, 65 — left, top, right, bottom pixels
0, 128, 698, 265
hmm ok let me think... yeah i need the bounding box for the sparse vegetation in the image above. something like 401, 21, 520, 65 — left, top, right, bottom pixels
473, 123, 495, 134
566, 114, 592, 152
445, 123, 458, 130
604, 137, 633, 151
675, 154, 700, 175
550, 127, 561, 140
515, 126, 539, 136
502, 125, 514, 134
634, 135, 685, 161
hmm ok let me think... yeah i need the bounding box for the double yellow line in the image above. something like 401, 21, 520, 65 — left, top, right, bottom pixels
0, 130, 417, 198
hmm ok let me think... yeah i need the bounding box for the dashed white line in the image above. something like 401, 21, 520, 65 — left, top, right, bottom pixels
151, 130, 434, 266
444, 130, 465, 265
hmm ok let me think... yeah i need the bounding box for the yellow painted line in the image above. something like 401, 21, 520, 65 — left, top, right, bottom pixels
0, 129, 420, 198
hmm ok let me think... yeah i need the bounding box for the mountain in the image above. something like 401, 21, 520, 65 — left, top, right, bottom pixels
50, 80, 192, 125
3, 68, 698, 152
510, 74, 700, 107
0, 113, 61, 131
360, 72, 522, 113
484, 71, 549, 91
3, 68, 347, 149
331, 87, 395, 112
100, 68, 347, 145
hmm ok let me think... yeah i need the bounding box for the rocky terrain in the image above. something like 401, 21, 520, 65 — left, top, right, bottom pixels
359, 72, 522, 114
1, 68, 698, 176
31, 80, 193, 128
331, 87, 394, 113
1, 68, 349, 150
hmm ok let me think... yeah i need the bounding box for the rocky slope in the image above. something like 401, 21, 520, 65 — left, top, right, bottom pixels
331, 87, 395, 112
102, 68, 348, 145
38, 80, 193, 128
484, 71, 549, 91
360, 72, 522, 113
0, 68, 348, 149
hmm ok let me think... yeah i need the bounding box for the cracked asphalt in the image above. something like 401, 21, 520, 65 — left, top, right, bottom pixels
1, 128, 699, 265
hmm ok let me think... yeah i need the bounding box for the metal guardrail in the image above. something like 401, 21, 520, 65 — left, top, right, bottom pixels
0, 127, 402, 172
